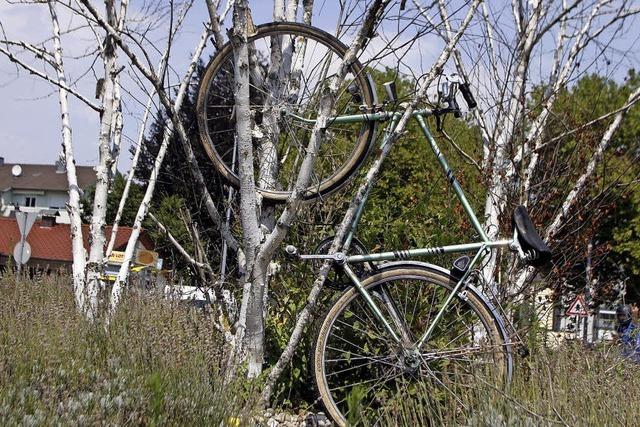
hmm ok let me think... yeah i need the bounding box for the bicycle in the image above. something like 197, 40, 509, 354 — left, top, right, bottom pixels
197, 22, 553, 426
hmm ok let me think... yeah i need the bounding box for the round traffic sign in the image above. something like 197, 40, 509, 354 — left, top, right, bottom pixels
13, 241, 32, 265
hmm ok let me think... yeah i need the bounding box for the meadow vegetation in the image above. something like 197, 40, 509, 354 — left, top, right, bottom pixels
0, 274, 258, 426
1, 274, 638, 425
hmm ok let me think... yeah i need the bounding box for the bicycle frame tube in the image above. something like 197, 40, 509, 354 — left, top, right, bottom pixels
289, 108, 489, 246
342, 264, 402, 344
344, 114, 400, 249
290, 106, 512, 350
341, 240, 511, 349
415, 246, 488, 348
346, 239, 512, 264
285, 108, 434, 125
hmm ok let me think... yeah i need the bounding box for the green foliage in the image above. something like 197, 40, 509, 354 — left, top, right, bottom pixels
262, 67, 487, 406
146, 195, 195, 272
613, 199, 640, 275
106, 173, 145, 226
359, 68, 485, 250
526, 70, 640, 302
80, 173, 144, 226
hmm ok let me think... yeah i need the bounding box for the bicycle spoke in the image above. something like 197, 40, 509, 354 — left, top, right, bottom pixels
198, 24, 374, 201
317, 269, 510, 425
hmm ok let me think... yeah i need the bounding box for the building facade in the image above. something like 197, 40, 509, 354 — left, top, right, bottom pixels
0, 158, 95, 223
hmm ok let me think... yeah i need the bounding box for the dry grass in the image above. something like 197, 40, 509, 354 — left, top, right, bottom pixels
0, 273, 257, 426
375, 340, 640, 426
2, 273, 639, 426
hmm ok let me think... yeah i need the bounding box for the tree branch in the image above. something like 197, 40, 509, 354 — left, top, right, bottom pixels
0, 46, 102, 112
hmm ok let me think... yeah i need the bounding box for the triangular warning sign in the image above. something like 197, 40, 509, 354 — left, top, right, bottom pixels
566, 295, 589, 317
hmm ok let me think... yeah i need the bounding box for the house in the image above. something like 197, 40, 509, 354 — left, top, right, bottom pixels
0, 216, 155, 272
0, 157, 96, 223
534, 287, 617, 345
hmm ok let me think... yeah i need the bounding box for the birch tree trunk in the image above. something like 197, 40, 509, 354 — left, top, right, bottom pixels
75, 0, 241, 316
47, 0, 88, 316
480, 0, 546, 288
105, 2, 192, 257
261, 0, 481, 402
109, 26, 212, 315
85, 0, 120, 319
230, 0, 265, 378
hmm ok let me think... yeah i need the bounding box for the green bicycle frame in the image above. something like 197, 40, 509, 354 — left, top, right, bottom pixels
288, 107, 515, 349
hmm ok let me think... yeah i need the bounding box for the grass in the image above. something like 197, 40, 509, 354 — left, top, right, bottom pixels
1, 273, 639, 426
0, 274, 257, 426
374, 339, 640, 426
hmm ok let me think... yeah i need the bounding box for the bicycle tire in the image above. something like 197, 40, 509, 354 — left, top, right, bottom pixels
312, 266, 512, 426
196, 23, 376, 202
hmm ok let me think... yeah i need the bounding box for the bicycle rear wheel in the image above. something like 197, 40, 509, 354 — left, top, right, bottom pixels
313, 266, 511, 426
197, 23, 376, 202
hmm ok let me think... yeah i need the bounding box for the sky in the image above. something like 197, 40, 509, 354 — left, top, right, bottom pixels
0, 0, 355, 169
0, 0, 638, 171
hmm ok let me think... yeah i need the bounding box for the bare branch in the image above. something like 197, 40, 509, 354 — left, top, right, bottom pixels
0, 46, 102, 112
105, 1, 193, 258
47, 0, 88, 316
261, 0, 482, 403
148, 213, 213, 273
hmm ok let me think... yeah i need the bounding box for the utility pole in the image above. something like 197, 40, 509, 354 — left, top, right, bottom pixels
584, 239, 593, 343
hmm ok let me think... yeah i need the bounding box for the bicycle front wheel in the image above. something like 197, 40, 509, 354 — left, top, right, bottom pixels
313, 266, 511, 426
197, 23, 376, 202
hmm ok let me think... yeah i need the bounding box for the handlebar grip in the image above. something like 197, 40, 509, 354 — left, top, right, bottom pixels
459, 83, 477, 109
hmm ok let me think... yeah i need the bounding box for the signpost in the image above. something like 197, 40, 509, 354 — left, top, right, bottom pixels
13, 241, 32, 265
13, 211, 38, 279
566, 294, 589, 317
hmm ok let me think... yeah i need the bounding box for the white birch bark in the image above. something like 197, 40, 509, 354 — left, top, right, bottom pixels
108, 25, 212, 315
481, 0, 546, 286
108, 0, 129, 181
0, 44, 102, 112
105, 3, 192, 257
148, 213, 213, 274
520, 0, 605, 203
47, 0, 88, 316
512, 84, 640, 292
261, 0, 481, 402
415, 0, 492, 168
79, 0, 240, 238
231, 0, 264, 378
85, 0, 120, 319
205, 0, 229, 49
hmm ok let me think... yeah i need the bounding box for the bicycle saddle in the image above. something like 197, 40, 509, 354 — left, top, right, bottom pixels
512, 206, 552, 267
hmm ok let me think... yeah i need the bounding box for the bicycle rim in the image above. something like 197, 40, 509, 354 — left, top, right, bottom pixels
197, 23, 376, 202
313, 267, 511, 426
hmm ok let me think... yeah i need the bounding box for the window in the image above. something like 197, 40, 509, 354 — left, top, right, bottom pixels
552, 306, 564, 331
596, 311, 616, 331
25, 197, 36, 207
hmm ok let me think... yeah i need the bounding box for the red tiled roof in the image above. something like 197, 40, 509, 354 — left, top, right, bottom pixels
0, 217, 153, 263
